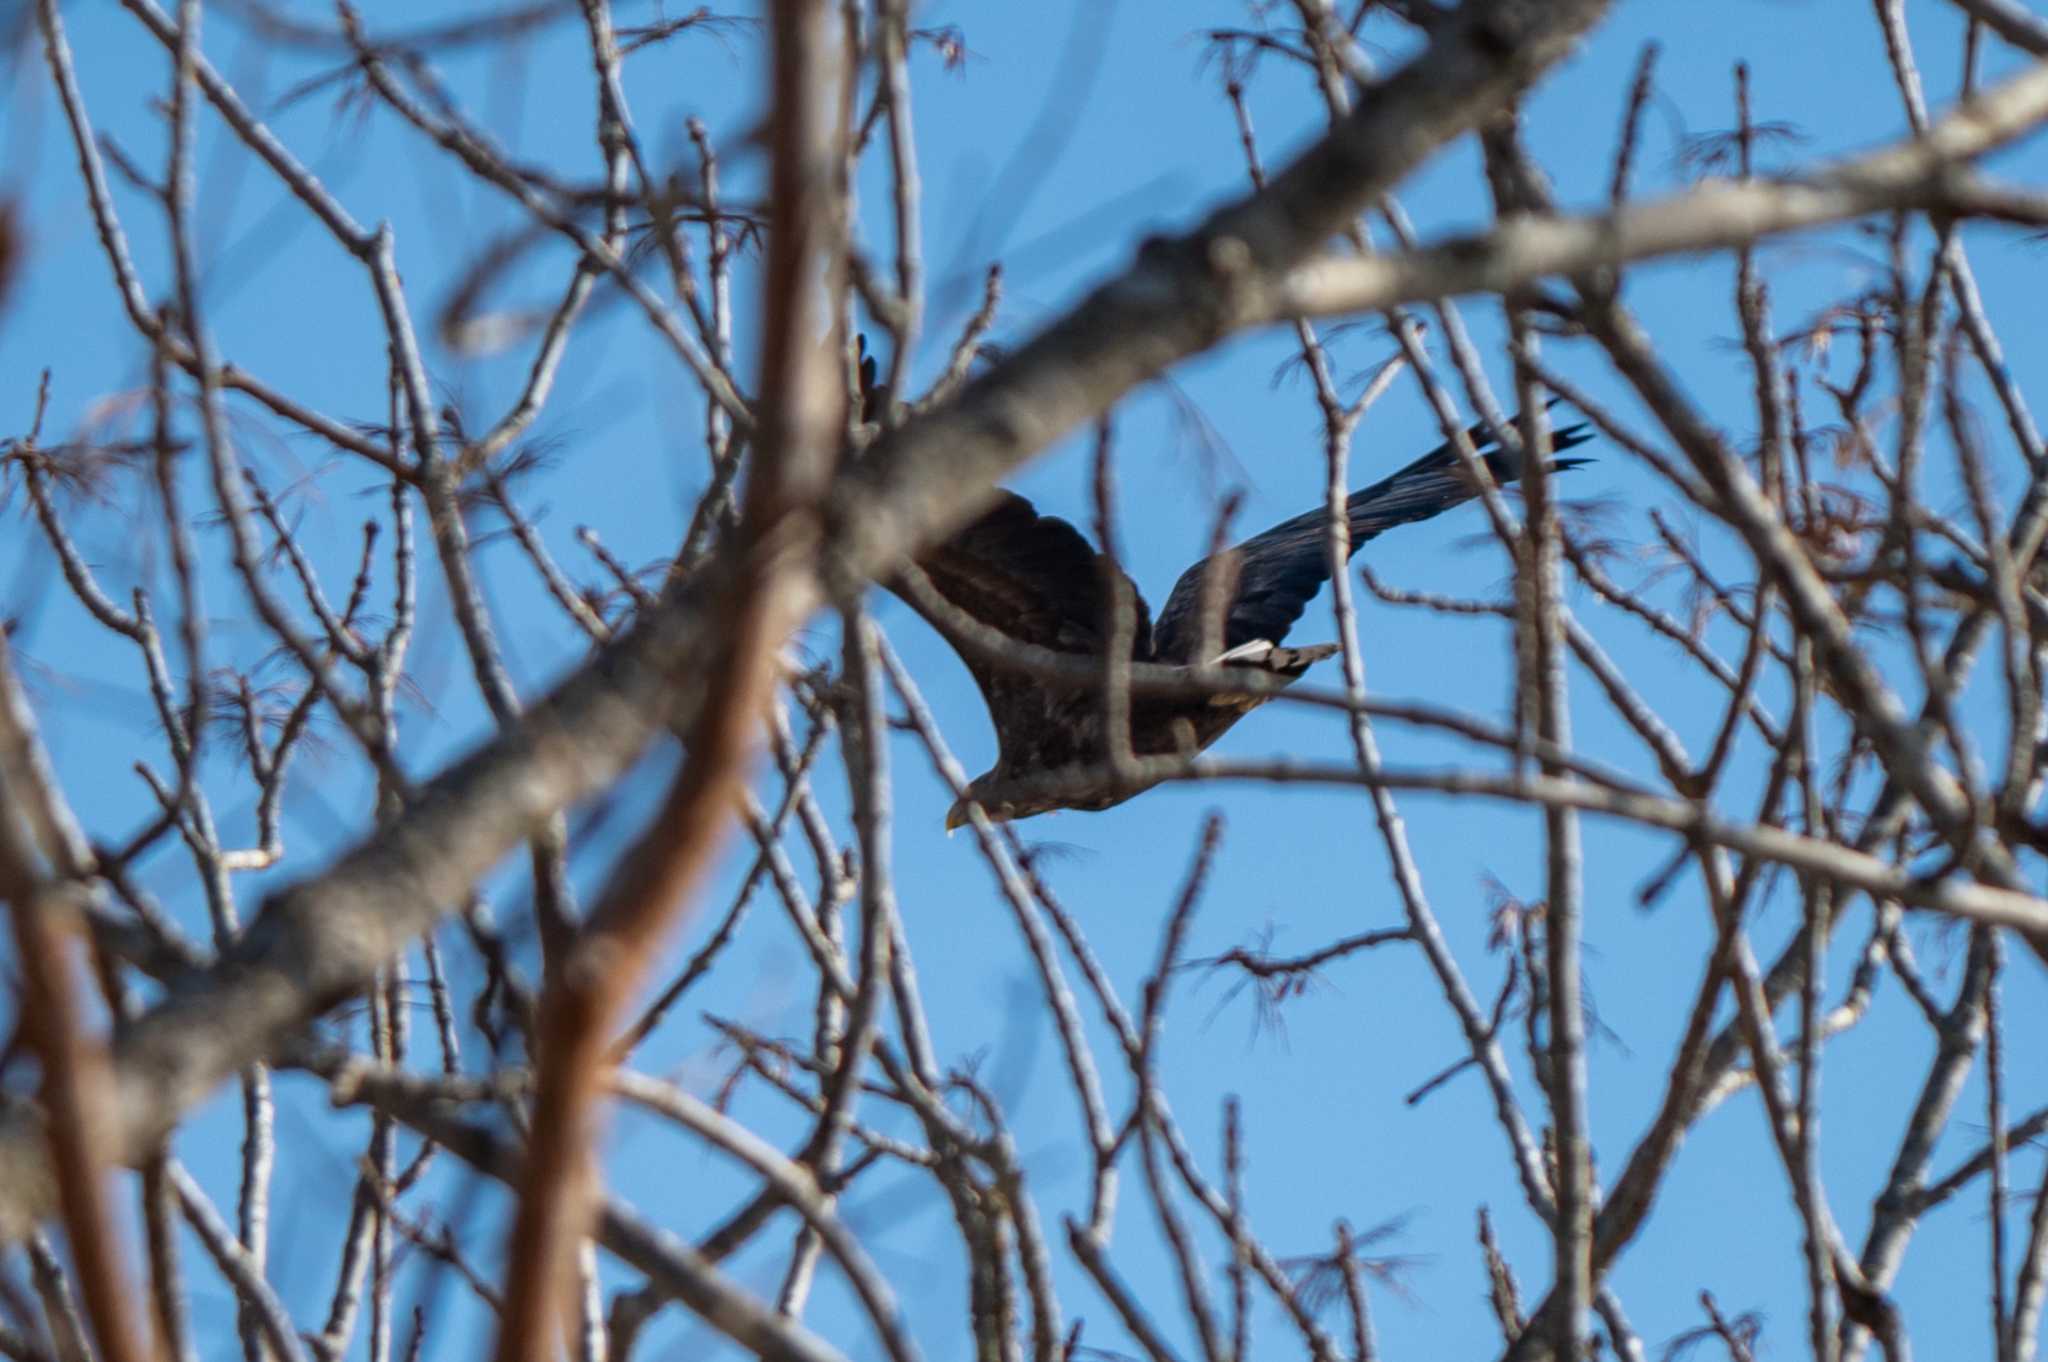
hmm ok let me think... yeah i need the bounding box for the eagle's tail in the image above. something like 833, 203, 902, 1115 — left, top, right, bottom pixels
1212, 638, 1339, 670
1206, 639, 1337, 704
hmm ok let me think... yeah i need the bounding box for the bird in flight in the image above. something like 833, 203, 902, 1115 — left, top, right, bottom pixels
881, 396, 1590, 829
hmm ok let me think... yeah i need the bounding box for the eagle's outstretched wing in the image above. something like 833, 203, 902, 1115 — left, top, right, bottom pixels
888, 492, 1153, 769
1151, 416, 1593, 664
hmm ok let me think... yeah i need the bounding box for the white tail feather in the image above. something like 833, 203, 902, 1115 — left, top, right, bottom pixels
1212, 639, 1338, 670
1213, 638, 1275, 665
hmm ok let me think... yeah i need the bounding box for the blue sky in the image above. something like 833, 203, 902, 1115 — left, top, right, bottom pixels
4, 0, 2046, 1359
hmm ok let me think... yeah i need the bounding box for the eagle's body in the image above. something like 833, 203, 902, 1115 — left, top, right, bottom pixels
891, 417, 1590, 826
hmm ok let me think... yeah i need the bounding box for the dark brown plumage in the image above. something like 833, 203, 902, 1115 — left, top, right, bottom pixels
893, 415, 1592, 826
870, 349, 1590, 825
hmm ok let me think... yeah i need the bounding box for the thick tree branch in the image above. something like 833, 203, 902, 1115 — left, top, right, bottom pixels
1281, 57, 2048, 319
0, 0, 1615, 1242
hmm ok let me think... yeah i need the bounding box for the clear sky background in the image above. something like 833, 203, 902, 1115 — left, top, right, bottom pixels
3, 0, 2046, 1359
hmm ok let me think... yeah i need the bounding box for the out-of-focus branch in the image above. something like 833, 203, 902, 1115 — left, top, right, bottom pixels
308, 1050, 858, 1362
488, 0, 844, 1356
894, 753, 2048, 933
1281, 59, 2048, 320
0, 638, 149, 1362
820, 0, 1612, 590
0, 0, 1613, 1242
164, 1163, 307, 1362
1945, 0, 2048, 54
17, 0, 2048, 1358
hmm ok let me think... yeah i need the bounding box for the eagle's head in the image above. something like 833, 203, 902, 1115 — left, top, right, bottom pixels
945, 790, 1018, 833
943, 796, 979, 833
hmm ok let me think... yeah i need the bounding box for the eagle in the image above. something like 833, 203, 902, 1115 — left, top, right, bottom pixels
886, 405, 1590, 828
892, 416, 1593, 827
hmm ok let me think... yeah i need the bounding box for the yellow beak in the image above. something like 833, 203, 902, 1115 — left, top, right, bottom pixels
945, 802, 970, 834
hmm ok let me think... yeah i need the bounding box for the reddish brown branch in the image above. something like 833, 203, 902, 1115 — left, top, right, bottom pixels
487, 1, 844, 1356
0, 639, 150, 1362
